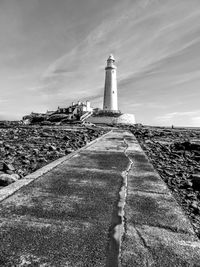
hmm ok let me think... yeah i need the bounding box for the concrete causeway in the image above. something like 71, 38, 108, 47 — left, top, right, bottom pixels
0, 130, 200, 266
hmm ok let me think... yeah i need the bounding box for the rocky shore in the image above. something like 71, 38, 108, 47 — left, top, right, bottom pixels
127, 125, 200, 238
0, 125, 106, 187
2, 123, 200, 238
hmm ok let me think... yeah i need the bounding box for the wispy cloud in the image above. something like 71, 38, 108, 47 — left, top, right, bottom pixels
0, 0, 200, 125
30, 0, 200, 107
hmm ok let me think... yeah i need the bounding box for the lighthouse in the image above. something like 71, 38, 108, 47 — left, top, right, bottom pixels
85, 54, 136, 125
103, 54, 118, 111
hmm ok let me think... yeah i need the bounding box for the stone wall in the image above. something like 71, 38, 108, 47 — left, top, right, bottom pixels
86, 113, 136, 125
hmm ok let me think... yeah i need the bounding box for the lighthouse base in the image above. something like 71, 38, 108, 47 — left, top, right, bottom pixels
85, 113, 136, 125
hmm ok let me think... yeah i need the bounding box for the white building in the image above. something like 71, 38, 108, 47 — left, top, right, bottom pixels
103, 54, 118, 111
57, 101, 93, 120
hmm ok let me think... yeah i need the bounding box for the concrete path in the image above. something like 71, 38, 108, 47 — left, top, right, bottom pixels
0, 130, 199, 266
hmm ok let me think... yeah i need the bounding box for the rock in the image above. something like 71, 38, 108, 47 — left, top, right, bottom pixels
164, 170, 174, 177
3, 143, 10, 149
180, 180, 193, 189
130, 125, 200, 236
186, 193, 197, 200
5, 170, 14, 175
191, 174, 200, 191
194, 150, 200, 156
48, 114, 68, 122
40, 132, 51, 137
63, 135, 70, 141
65, 148, 74, 154
194, 156, 200, 161
190, 201, 200, 214
48, 145, 56, 151
40, 121, 52, 126
0, 161, 4, 171
38, 157, 47, 163
145, 140, 153, 144
21, 154, 29, 160
0, 147, 5, 154
22, 159, 30, 165
30, 163, 38, 171
33, 148, 39, 155
0, 162, 15, 172
0, 125, 106, 182
11, 174, 20, 180
190, 142, 200, 151
17, 169, 24, 177
4, 163, 15, 171
0, 174, 17, 186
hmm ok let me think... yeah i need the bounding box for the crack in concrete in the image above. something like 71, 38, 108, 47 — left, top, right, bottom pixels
135, 227, 151, 250
135, 222, 195, 236
131, 189, 169, 195
106, 138, 133, 267
135, 227, 155, 267
117, 138, 133, 266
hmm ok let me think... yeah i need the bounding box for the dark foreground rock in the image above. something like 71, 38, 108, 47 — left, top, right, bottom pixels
121, 125, 200, 238
0, 125, 107, 187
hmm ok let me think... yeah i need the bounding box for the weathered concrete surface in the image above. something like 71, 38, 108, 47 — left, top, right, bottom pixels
121, 134, 200, 267
0, 130, 199, 266
0, 130, 129, 266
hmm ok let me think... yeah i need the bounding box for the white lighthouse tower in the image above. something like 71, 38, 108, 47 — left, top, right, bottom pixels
103, 54, 118, 111
85, 54, 136, 125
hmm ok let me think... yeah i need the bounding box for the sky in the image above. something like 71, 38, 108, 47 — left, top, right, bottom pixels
1, 0, 200, 126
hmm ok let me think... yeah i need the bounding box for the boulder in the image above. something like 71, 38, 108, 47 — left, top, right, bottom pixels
0, 174, 18, 186
11, 174, 20, 180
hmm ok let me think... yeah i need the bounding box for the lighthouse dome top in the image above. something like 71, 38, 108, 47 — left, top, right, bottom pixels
108, 54, 115, 61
